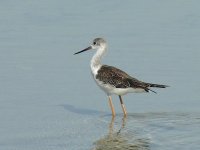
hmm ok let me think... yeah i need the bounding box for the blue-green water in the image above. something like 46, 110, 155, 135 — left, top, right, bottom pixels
0, 1, 200, 150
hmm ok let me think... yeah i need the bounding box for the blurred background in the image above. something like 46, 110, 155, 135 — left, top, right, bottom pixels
0, 1, 199, 150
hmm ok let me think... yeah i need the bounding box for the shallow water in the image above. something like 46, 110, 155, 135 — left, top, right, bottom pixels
92, 113, 200, 150
0, 0, 200, 150
61, 105, 200, 150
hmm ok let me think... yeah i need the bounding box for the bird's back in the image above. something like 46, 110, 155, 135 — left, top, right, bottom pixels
96, 65, 144, 88
96, 65, 168, 93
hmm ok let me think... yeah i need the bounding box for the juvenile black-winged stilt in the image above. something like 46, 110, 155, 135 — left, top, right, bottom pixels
74, 38, 168, 117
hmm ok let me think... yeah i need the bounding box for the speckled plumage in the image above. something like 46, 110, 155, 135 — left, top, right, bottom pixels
96, 65, 167, 93
74, 38, 168, 116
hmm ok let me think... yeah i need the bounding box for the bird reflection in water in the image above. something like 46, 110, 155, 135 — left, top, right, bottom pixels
92, 117, 150, 150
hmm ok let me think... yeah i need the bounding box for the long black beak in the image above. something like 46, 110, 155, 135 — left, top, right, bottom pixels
74, 46, 92, 55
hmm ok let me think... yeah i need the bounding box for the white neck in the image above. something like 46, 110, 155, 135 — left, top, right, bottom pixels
90, 46, 106, 75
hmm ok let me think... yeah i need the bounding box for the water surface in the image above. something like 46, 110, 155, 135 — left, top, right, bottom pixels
0, 0, 200, 150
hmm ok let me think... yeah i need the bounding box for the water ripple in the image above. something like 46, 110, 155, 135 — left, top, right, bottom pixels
92, 112, 200, 150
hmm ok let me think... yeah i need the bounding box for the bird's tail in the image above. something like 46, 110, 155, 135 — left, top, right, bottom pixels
148, 83, 169, 88
145, 83, 169, 94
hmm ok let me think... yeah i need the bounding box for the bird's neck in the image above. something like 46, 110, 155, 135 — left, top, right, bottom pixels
90, 47, 106, 75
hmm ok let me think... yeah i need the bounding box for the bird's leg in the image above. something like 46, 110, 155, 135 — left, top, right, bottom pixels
109, 117, 115, 136
119, 95, 127, 117
108, 96, 116, 117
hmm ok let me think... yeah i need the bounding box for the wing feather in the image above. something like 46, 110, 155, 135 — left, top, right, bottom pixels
96, 65, 148, 90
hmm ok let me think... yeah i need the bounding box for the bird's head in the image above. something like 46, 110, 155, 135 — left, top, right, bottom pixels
74, 38, 107, 55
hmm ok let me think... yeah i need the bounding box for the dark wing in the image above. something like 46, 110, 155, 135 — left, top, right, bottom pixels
96, 65, 149, 90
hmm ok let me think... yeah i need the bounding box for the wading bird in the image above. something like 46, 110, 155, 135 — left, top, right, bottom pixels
74, 38, 168, 117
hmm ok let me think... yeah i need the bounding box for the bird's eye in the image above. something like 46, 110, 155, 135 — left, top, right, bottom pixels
93, 42, 96, 45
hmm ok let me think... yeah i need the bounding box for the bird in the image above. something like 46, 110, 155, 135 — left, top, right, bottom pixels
74, 38, 168, 117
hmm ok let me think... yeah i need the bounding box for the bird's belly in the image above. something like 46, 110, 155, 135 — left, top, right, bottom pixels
94, 78, 145, 95
112, 87, 145, 95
